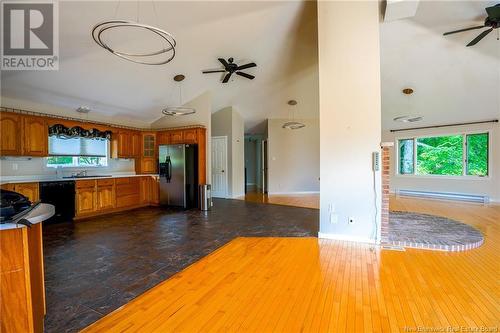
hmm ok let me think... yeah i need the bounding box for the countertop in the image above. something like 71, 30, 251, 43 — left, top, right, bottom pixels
0, 203, 55, 231
0, 173, 159, 185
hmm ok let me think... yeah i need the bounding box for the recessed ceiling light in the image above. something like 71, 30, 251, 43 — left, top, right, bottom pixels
76, 106, 91, 114
393, 115, 423, 123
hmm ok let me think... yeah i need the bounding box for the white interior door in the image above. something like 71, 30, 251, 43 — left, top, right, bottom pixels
211, 136, 228, 198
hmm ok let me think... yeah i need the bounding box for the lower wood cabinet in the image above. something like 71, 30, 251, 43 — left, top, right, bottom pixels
1, 224, 46, 333
1, 182, 39, 202
76, 186, 96, 216
150, 176, 159, 205
96, 184, 115, 211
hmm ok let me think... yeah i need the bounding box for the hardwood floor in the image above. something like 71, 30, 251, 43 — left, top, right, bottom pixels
82, 197, 500, 332
242, 191, 320, 209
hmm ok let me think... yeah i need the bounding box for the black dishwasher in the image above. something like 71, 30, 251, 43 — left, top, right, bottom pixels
39, 181, 75, 223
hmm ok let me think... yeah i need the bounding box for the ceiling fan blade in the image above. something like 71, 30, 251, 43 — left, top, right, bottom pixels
236, 62, 257, 70
236, 71, 255, 80
485, 5, 500, 19
222, 73, 232, 83
218, 58, 229, 69
443, 25, 485, 35
202, 69, 226, 74
466, 28, 493, 46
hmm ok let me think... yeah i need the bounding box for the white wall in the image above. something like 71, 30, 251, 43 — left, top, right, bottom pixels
211, 106, 245, 198
231, 110, 245, 197
267, 118, 319, 194
318, 1, 382, 242
382, 122, 500, 202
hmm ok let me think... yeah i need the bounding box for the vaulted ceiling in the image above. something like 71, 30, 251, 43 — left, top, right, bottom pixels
1, 1, 498, 132
1, 1, 318, 132
380, 1, 500, 130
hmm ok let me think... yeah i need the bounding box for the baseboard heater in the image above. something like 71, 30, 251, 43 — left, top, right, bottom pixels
396, 189, 489, 204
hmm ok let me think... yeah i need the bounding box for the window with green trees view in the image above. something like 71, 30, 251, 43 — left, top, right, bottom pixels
398, 133, 489, 177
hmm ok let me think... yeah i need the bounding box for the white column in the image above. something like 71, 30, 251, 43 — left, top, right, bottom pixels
318, 1, 382, 243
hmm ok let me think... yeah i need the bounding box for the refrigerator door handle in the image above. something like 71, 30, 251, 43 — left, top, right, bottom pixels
166, 157, 172, 183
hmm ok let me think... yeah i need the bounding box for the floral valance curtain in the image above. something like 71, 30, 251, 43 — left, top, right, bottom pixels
49, 124, 112, 140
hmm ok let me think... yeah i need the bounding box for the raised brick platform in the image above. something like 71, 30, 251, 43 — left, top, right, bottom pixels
386, 211, 484, 252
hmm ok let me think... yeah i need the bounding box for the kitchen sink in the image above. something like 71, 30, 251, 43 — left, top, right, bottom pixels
62, 175, 112, 179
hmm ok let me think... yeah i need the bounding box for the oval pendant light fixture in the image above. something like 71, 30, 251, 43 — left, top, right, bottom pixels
92, 1, 176, 65
162, 75, 196, 116
282, 100, 305, 130
393, 88, 423, 123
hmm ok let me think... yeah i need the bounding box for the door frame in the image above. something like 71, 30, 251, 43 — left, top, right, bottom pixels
211, 136, 228, 198
261, 139, 268, 194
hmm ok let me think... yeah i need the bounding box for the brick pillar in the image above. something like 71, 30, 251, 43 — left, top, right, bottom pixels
380, 143, 392, 242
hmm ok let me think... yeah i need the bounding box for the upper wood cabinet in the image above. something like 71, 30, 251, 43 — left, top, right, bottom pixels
131, 132, 141, 158
23, 116, 48, 157
142, 133, 156, 157
0, 113, 22, 156
170, 130, 184, 144
183, 129, 197, 144
0, 112, 48, 157
157, 131, 170, 145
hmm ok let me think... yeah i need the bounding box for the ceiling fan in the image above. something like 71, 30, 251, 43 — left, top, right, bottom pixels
202, 58, 256, 83
443, 4, 500, 46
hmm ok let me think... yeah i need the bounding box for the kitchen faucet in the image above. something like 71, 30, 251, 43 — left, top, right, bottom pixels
72, 170, 88, 177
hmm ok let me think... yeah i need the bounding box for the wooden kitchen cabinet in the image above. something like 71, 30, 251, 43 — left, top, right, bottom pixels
0, 183, 39, 202
139, 177, 151, 204
23, 116, 48, 157
150, 176, 159, 205
131, 131, 141, 158
1, 224, 46, 333
115, 177, 140, 208
14, 183, 40, 202
111, 130, 131, 158
96, 179, 115, 211
136, 133, 157, 174
76, 180, 97, 216
0, 112, 22, 156
157, 131, 170, 145
138, 158, 156, 174
169, 130, 184, 144
197, 128, 207, 184
183, 129, 197, 144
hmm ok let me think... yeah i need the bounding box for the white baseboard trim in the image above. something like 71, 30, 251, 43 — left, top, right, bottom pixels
318, 232, 376, 244
268, 191, 320, 196
231, 193, 245, 199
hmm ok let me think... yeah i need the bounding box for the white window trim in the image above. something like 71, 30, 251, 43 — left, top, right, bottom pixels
395, 130, 491, 180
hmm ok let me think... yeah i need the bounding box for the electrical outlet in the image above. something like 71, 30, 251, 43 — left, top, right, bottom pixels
348, 217, 355, 224
12, 163, 18, 171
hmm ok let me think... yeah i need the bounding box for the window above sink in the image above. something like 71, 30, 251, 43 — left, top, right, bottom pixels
47, 136, 109, 168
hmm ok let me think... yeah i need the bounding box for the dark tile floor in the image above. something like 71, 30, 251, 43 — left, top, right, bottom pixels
42, 199, 319, 332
